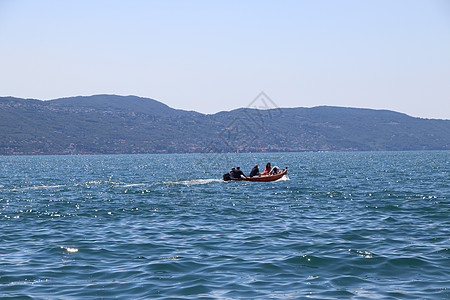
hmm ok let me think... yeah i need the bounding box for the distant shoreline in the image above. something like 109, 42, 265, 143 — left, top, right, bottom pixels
1, 149, 449, 158
1, 95, 449, 155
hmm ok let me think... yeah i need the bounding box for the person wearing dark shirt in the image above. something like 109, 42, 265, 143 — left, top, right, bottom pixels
230, 167, 235, 175
249, 164, 260, 177
232, 166, 246, 178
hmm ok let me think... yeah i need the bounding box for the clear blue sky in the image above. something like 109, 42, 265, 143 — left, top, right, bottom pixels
1, 0, 449, 119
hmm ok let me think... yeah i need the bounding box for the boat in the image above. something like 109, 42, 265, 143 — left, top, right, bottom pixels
223, 168, 288, 182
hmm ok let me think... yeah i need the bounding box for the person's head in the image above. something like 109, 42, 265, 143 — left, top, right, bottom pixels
237, 166, 240, 170
231, 167, 235, 170
254, 164, 258, 168
266, 162, 271, 169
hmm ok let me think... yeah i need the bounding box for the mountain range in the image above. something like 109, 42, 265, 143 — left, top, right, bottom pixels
1, 94, 449, 155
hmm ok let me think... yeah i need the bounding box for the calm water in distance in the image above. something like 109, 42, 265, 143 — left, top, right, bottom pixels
0, 151, 449, 299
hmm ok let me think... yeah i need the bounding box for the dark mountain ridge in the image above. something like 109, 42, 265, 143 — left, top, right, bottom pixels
0, 95, 449, 155
49, 94, 201, 116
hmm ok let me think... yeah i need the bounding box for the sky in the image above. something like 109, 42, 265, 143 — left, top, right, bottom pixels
1, 0, 449, 119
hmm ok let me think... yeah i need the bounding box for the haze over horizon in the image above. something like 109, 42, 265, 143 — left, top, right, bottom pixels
1, 0, 449, 119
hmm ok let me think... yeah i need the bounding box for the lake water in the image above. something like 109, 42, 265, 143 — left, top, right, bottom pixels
0, 151, 449, 299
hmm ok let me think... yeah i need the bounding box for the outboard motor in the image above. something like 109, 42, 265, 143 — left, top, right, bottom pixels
223, 173, 231, 181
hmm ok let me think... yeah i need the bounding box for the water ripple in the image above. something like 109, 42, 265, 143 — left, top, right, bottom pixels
0, 151, 449, 298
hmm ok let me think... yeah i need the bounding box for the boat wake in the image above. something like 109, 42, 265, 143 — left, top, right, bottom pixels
120, 183, 147, 188
164, 179, 222, 185
277, 175, 290, 181
7, 184, 67, 191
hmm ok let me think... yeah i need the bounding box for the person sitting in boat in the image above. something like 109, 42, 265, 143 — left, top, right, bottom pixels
249, 164, 260, 177
270, 166, 280, 175
230, 167, 235, 175
261, 162, 271, 175
231, 166, 246, 178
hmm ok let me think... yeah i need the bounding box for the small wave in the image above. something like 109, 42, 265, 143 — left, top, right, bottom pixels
76, 180, 127, 187
348, 249, 375, 258
120, 183, 147, 188
84, 180, 104, 185
160, 256, 180, 260
164, 179, 222, 185
10, 185, 66, 191
61, 246, 78, 253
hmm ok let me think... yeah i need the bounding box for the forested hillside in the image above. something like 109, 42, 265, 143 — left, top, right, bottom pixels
1, 95, 449, 155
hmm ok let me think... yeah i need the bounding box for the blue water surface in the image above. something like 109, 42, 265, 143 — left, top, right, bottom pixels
0, 151, 449, 299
